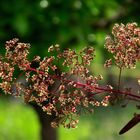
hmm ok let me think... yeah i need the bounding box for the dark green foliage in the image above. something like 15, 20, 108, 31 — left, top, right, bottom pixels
0, 0, 140, 57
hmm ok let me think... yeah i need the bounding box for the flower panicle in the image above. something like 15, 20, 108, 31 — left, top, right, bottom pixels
0, 22, 140, 129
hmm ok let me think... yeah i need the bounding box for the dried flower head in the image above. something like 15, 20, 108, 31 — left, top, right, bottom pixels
105, 23, 140, 69
1, 23, 140, 130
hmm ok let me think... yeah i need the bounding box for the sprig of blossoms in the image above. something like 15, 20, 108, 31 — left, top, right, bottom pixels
0, 23, 140, 131
0, 38, 109, 128
104, 23, 140, 69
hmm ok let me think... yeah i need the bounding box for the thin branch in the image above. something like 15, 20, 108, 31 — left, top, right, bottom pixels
25, 65, 140, 101
118, 67, 122, 91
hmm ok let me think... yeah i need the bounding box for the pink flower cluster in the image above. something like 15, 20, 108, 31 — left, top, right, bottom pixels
0, 23, 140, 129
105, 23, 140, 68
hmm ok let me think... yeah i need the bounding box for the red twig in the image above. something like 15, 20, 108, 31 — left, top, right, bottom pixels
25, 65, 140, 101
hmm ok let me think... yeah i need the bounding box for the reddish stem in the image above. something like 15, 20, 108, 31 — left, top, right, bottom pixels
25, 65, 140, 101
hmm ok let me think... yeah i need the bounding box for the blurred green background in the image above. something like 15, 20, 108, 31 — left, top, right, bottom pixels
0, 0, 140, 140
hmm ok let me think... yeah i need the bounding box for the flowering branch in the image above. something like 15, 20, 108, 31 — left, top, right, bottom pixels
0, 23, 140, 133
